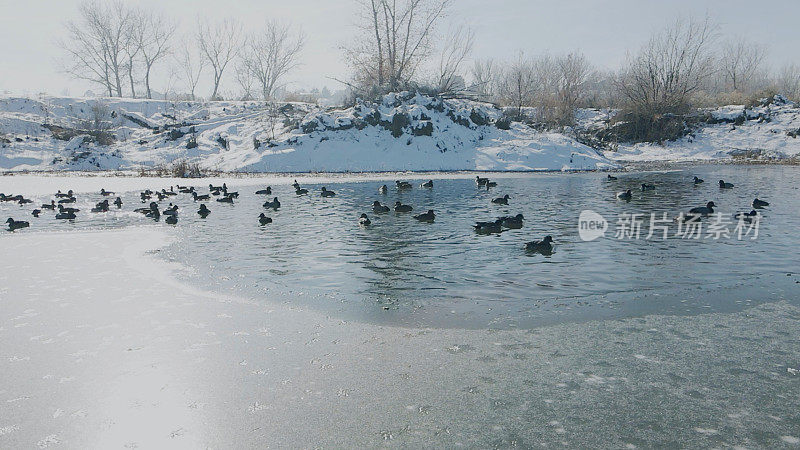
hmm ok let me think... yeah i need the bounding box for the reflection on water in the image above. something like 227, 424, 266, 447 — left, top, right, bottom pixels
4, 165, 799, 328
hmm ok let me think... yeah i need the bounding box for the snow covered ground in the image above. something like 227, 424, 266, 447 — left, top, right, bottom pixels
0, 93, 615, 173
1, 227, 799, 447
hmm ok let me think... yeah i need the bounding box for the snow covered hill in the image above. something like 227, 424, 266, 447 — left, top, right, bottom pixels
0, 93, 615, 173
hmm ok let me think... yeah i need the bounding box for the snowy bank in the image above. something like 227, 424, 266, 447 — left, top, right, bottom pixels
0, 93, 616, 173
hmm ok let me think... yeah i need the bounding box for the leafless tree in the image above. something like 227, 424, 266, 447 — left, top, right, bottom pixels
615, 16, 717, 114
60, 1, 136, 97
775, 63, 800, 101
554, 52, 592, 124
434, 25, 474, 95
470, 58, 498, 101
235, 64, 256, 100
720, 38, 766, 93
498, 54, 535, 120
197, 17, 242, 100
133, 11, 177, 99
177, 40, 205, 101
344, 0, 451, 94
240, 20, 305, 100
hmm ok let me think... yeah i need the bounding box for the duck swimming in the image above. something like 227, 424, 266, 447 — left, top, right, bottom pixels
500, 213, 525, 229
734, 210, 758, 222
373, 201, 390, 213
607, 174, 618, 181
694, 176, 704, 184
476, 176, 489, 186
492, 194, 510, 205
216, 195, 234, 203
55, 211, 76, 220
413, 210, 435, 223
295, 186, 309, 195
55, 190, 73, 199
259, 213, 272, 225
378, 185, 388, 194
192, 191, 210, 201
264, 197, 280, 210
525, 236, 554, 254
100, 188, 114, 196
113, 197, 123, 208
394, 201, 413, 213
42, 200, 56, 210
58, 197, 76, 204
617, 189, 632, 201
641, 183, 655, 191
396, 181, 413, 190
688, 201, 716, 216
31, 209, 41, 217
91, 200, 109, 213
17, 197, 33, 205
6, 218, 29, 231
321, 187, 336, 197
752, 198, 769, 208
421, 180, 433, 188
163, 204, 179, 216
474, 219, 503, 234
165, 215, 178, 225
58, 204, 80, 214
255, 186, 272, 195
485, 181, 498, 189
358, 213, 371, 226
719, 180, 734, 189
197, 204, 211, 218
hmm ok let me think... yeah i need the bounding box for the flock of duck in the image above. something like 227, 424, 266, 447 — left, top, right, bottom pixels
3, 172, 769, 253
2, 176, 555, 254
610, 174, 769, 222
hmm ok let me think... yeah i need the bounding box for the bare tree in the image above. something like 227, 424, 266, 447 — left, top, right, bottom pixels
60, 1, 135, 97
197, 18, 242, 100
133, 11, 177, 99
240, 21, 305, 100
775, 63, 800, 101
235, 64, 256, 100
177, 40, 205, 101
435, 25, 474, 95
344, 0, 452, 94
720, 38, 766, 93
498, 54, 535, 120
615, 16, 717, 114
554, 52, 592, 124
470, 58, 498, 101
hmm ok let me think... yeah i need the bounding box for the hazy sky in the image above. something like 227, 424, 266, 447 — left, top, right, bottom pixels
1, 0, 798, 97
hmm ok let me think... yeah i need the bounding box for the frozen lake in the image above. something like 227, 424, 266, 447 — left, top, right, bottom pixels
1, 166, 799, 447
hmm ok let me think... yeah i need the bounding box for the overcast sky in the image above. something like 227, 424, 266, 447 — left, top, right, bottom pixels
1, 0, 798, 97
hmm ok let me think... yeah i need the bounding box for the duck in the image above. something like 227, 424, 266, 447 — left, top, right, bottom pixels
263, 197, 280, 210
734, 210, 758, 222
694, 176, 704, 184
617, 189, 632, 201
719, 180, 734, 189
525, 236, 554, 254
58, 204, 80, 214
476, 176, 489, 186
500, 213, 525, 229
113, 197, 123, 208
17, 197, 33, 205
752, 198, 769, 208
210, 188, 222, 196
163, 204, 179, 216
321, 187, 336, 197
165, 215, 178, 225
378, 185, 388, 194
259, 213, 272, 225
140, 192, 152, 201
394, 201, 413, 213
225, 191, 239, 199
421, 180, 433, 188
55, 190, 73, 198
91, 200, 109, 213
209, 183, 223, 191
161, 188, 177, 197
474, 219, 503, 234
396, 180, 413, 190
607, 174, 618, 181
688, 201, 716, 216
216, 195, 234, 203
358, 213, 371, 226
42, 200, 56, 210
413, 210, 435, 223
256, 186, 272, 195
178, 186, 194, 194
373, 201, 390, 213
6, 218, 29, 231
197, 204, 211, 218
192, 191, 210, 201
134, 202, 158, 215
295, 187, 309, 195
31, 209, 41, 217
492, 194, 510, 205
58, 197, 76, 204
100, 188, 114, 196
292, 180, 300, 190
485, 181, 498, 189
55, 211, 76, 220
641, 183, 655, 191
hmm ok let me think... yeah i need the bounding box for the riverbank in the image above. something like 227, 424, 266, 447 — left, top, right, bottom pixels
1, 227, 799, 448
